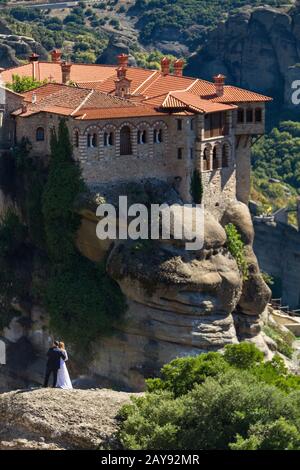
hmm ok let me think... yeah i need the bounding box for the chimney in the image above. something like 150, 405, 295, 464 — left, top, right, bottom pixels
29, 53, 39, 80
173, 59, 184, 77
161, 57, 170, 76
61, 61, 72, 84
51, 49, 62, 63
117, 53, 129, 68
213, 74, 226, 97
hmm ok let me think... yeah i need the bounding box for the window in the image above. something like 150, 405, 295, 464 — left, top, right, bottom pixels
255, 108, 262, 123
104, 132, 114, 146
120, 126, 132, 155
177, 119, 182, 131
203, 147, 210, 171
237, 108, 244, 124
87, 133, 97, 148
246, 109, 253, 123
177, 148, 183, 159
222, 144, 229, 168
212, 146, 219, 169
36, 127, 45, 142
138, 129, 147, 144
204, 112, 226, 138
154, 129, 163, 143
74, 131, 79, 148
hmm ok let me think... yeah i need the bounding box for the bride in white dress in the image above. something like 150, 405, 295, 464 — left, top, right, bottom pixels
56, 342, 73, 389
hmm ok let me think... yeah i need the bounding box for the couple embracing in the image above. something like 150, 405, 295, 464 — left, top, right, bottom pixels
43, 340, 73, 389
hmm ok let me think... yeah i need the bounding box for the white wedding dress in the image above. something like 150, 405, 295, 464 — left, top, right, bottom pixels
56, 350, 73, 389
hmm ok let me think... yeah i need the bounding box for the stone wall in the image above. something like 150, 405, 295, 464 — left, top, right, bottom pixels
0, 88, 23, 149
15, 110, 239, 206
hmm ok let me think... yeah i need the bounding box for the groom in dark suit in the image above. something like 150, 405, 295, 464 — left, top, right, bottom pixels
43, 341, 66, 388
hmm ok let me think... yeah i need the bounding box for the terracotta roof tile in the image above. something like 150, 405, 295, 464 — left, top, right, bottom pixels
1, 62, 117, 85
74, 105, 165, 120
207, 85, 272, 103
161, 91, 237, 113
94, 68, 158, 94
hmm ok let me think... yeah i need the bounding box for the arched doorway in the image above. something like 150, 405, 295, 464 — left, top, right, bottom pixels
120, 126, 132, 155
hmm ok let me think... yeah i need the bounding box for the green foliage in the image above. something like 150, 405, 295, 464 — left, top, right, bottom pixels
252, 124, 300, 191
223, 342, 264, 369
5, 5, 108, 64
45, 257, 126, 351
261, 271, 274, 286
263, 323, 295, 359
119, 343, 300, 450
6, 74, 48, 93
190, 169, 203, 204
146, 352, 229, 397
225, 223, 248, 279
0, 211, 28, 329
42, 120, 85, 264
41, 119, 126, 349
0, 211, 27, 258
133, 50, 177, 70
132, 0, 290, 45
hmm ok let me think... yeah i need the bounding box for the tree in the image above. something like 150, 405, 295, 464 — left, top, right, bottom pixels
6, 75, 47, 93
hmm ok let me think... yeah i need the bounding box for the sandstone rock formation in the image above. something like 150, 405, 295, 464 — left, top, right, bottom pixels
0, 388, 135, 450
0, 32, 47, 69
75, 181, 271, 390
0, 179, 272, 392
186, 5, 300, 109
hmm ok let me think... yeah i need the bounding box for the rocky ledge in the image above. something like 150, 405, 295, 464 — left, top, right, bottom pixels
0, 388, 135, 450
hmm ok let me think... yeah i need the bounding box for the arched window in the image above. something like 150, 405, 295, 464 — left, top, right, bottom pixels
74, 131, 79, 148
255, 108, 262, 123
36, 127, 45, 142
154, 129, 163, 144
212, 146, 219, 169
138, 129, 147, 144
246, 108, 253, 123
222, 144, 229, 168
237, 108, 244, 124
120, 126, 132, 155
203, 147, 210, 171
87, 133, 97, 148
104, 132, 114, 146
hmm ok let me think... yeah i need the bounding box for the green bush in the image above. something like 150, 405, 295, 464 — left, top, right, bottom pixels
41, 119, 126, 350
146, 352, 229, 397
190, 169, 203, 204
6, 74, 47, 93
45, 257, 126, 351
119, 343, 300, 450
223, 342, 264, 369
225, 223, 249, 279
263, 323, 295, 359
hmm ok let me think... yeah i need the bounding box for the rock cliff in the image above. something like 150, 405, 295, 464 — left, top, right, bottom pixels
0, 180, 272, 392
0, 388, 134, 450
0, 18, 47, 68
186, 5, 300, 110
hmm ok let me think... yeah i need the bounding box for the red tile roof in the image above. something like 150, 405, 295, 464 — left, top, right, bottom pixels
1, 62, 117, 85
208, 85, 273, 103
4, 59, 272, 121
74, 105, 166, 120
161, 91, 237, 113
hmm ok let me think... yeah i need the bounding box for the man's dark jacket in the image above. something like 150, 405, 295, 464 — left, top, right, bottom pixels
46, 347, 66, 371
